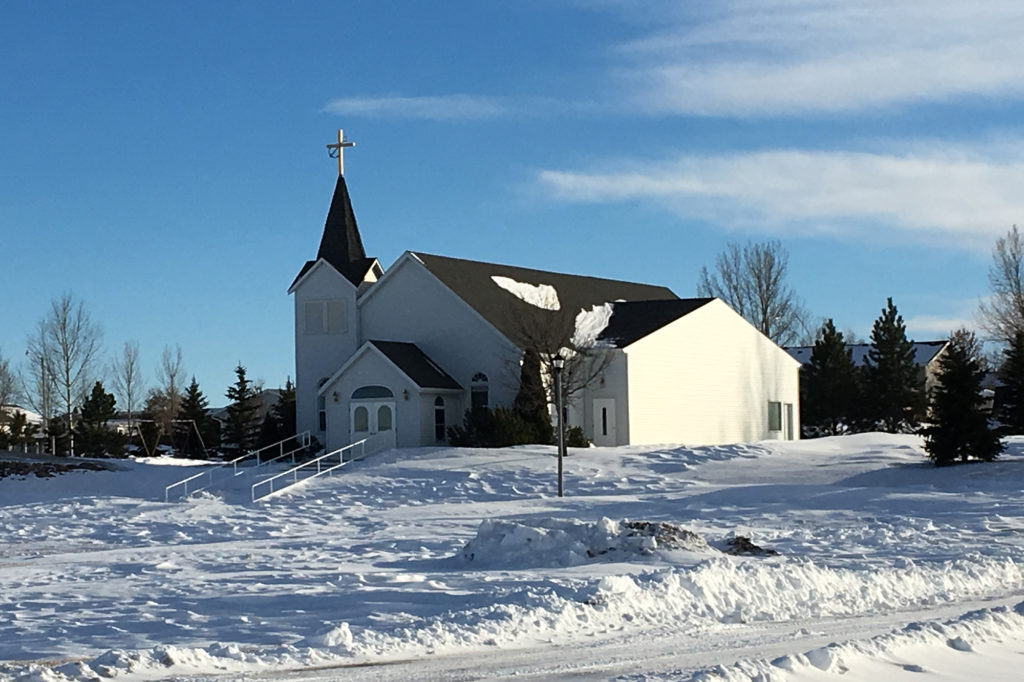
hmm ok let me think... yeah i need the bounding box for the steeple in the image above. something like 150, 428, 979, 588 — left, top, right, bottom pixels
317, 174, 367, 269
289, 130, 378, 292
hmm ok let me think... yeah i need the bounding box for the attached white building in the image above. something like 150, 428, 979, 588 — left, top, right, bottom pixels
291, 169, 801, 452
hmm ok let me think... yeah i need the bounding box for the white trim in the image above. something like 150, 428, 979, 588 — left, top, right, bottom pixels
287, 257, 356, 295
316, 341, 462, 396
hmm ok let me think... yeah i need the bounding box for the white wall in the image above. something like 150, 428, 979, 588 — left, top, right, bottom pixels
360, 257, 522, 412
292, 262, 359, 444
624, 299, 801, 445
578, 350, 630, 445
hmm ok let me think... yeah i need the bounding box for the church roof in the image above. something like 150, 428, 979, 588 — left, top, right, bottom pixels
597, 298, 715, 347
291, 175, 374, 289
785, 340, 947, 367
411, 252, 678, 349
368, 340, 462, 390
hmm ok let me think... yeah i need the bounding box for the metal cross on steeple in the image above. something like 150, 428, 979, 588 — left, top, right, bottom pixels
326, 129, 356, 176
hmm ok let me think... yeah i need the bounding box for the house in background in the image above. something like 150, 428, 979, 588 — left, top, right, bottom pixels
290, 139, 801, 451
785, 341, 948, 397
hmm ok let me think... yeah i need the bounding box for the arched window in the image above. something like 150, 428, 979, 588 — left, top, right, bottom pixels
353, 405, 369, 432
471, 373, 489, 410
434, 396, 446, 441
351, 386, 394, 400
377, 405, 393, 431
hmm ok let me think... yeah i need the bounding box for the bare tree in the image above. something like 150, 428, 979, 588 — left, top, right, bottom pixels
27, 294, 103, 455
150, 344, 186, 437
111, 341, 144, 445
0, 349, 17, 430
978, 225, 1024, 344
698, 240, 810, 346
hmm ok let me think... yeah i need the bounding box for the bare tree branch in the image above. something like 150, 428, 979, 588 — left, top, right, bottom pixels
697, 239, 810, 346
978, 225, 1024, 344
111, 341, 144, 442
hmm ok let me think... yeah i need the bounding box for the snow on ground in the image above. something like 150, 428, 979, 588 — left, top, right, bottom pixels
2, 434, 1024, 680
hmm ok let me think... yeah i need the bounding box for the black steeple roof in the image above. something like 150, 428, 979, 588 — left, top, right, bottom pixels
291, 175, 376, 290
318, 175, 367, 268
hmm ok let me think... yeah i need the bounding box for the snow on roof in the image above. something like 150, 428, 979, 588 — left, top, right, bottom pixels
490, 275, 561, 311
572, 303, 614, 347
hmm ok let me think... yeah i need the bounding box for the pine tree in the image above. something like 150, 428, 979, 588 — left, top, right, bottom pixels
259, 378, 298, 449
513, 349, 554, 444
176, 377, 218, 458
862, 298, 925, 432
225, 364, 261, 454
801, 319, 860, 436
997, 330, 1024, 434
924, 329, 1002, 465
76, 381, 124, 457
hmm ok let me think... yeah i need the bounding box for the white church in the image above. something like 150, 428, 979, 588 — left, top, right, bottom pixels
290, 134, 800, 452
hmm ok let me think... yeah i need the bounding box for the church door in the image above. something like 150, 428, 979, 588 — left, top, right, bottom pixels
350, 400, 396, 448
592, 399, 617, 446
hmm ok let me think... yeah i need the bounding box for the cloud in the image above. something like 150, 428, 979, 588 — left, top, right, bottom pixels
537, 145, 1024, 249
905, 314, 975, 337
323, 95, 509, 121
615, 0, 1024, 116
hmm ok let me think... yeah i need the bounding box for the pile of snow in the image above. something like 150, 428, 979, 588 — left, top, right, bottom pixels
460, 517, 711, 568
491, 275, 560, 310
571, 302, 613, 347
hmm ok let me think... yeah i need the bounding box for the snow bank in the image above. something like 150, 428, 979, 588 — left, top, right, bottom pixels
491, 276, 560, 310
571, 303, 613, 347
460, 517, 711, 568
684, 601, 1024, 682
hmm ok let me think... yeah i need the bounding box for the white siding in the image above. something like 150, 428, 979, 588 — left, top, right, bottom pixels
292, 262, 359, 442
578, 350, 630, 445
360, 258, 522, 411
624, 299, 801, 445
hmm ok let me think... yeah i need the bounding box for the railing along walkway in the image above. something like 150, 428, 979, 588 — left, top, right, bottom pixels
251, 431, 389, 503
164, 431, 312, 502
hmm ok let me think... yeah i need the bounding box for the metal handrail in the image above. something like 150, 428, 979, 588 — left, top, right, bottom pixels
164, 431, 311, 502
251, 431, 389, 502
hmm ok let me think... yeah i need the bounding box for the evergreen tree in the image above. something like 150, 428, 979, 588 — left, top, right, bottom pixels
76, 381, 124, 457
924, 329, 1002, 465
997, 330, 1024, 434
801, 319, 860, 436
513, 349, 554, 444
862, 298, 925, 432
225, 364, 261, 454
259, 378, 298, 449
176, 377, 218, 458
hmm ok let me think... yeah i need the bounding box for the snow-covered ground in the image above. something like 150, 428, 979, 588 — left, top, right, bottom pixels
3, 434, 1024, 681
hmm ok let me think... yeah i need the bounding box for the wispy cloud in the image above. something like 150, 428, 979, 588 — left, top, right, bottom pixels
538, 144, 1024, 249
616, 0, 1024, 116
323, 94, 510, 121
322, 94, 588, 121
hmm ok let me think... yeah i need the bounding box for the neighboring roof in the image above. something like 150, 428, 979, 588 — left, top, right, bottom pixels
598, 298, 715, 347
411, 252, 678, 349
785, 340, 948, 367
291, 176, 374, 289
368, 340, 462, 390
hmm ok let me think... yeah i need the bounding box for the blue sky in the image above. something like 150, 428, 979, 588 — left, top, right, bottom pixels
2, 0, 1021, 405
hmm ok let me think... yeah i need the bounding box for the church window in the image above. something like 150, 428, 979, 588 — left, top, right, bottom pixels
317, 377, 328, 432
434, 397, 446, 441
351, 386, 394, 399
471, 373, 489, 410
353, 406, 369, 432
305, 300, 347, 335
377, 405, 393, 431
768, 401, 782, 431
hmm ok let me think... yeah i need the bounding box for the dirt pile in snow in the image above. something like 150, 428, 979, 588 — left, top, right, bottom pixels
460, 517, 711, 568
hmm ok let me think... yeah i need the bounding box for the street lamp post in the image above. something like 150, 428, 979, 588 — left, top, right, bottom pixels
552, 355, 565, 497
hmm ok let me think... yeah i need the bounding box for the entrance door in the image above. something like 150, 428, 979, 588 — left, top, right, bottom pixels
592, 399, 616, 446
350, 400, 396, 447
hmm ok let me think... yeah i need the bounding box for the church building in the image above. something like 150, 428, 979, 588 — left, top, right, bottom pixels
290, 133, 801, 452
